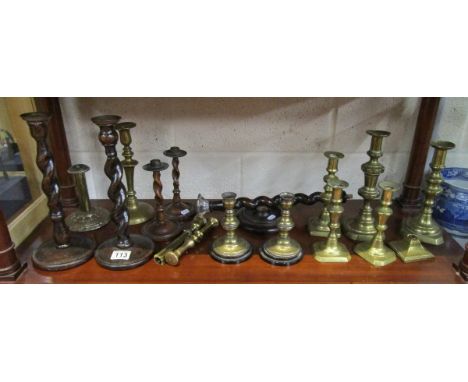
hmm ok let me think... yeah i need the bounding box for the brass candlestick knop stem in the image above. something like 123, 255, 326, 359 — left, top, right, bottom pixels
313, 179, 351, 263
401, 140, 455, 245
343, 130, 390, 242
210, 192, 253, 264
260, 192, 303, 266
309, 151, 344, 238
65, 164, 110, 232
354, 181, 399, 267
116, 122, 154, 225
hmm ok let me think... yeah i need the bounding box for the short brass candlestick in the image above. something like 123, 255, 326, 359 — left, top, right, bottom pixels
313, 179, 350, 263
65, 164, 110, 232
388, 234, 434, 263
354, 181, 399, 267
21, 112, 95, 271
163, 146, 195, 221
260, 192, 303, 266
401, 140, 455, 245
210, 192, 253, 264
116, 122, 154, 225
92, 115, 154, 270
142, 159, 182, 242
308, 151, 344, 237
343, 130, 390, 242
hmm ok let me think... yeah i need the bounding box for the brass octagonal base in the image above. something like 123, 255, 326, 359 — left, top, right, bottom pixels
313, 241, 350, 263
342, 217, 376, 242
209, 237, 253, 264
388, 235, 435, 263
127, 200, 155, 226
354, 241, 396, 267
400, 216, 444, 246
259, 237, 303, 266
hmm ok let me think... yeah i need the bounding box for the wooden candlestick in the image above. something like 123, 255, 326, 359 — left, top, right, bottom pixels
456, 243, 468, 282
0, 209, 27, 281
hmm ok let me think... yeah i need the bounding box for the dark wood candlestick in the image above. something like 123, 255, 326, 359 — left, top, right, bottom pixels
163, 146, 195, 221
456, 243, 468, 282
142, 159, 182, 242
20, 112, 95, 271
0, 209, 27, 281
92, 115, 154, 270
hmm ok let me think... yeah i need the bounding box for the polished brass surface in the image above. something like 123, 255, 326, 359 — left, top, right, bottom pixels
388, 234, 434, 263
309, 151, 344, 238
401, 140, 455, 245
116, 122, 154, 225
65, 164, 110, 232
210, 192, 253, 264
260, 192, 303, 266
354, 181, 399, 267
343, 130, 390, 242
164, 217, 219, 266
313, 179, 351, 263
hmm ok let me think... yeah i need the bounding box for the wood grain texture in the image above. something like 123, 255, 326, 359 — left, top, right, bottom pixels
9, 199, 466, 284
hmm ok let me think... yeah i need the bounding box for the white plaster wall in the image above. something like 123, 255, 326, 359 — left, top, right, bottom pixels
59, 97, 466, 200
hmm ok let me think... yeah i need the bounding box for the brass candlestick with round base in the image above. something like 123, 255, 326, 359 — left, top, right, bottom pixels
342, 130, 390, 242
313, 179, 351, 263
92, 115, 154, 270
142, 159, 182, 242
65, 164, 110, 232
21, 112, 95, 271
354, 181, 399, 267
309, 151, 344, 238
401, 140, 455, 245
210, 192, 253, 264
260, 192, 303, 266
388, 234, 434, 263
116, 122, 154, 225
163, 146, 195, 221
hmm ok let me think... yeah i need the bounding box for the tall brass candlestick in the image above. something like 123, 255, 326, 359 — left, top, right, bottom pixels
354, 181, 399, 267
342, 130, 390, 241
116, 122, 154, 225
313, 179, 350, 263
401, 141, 455, 245
308, 151, 344, 237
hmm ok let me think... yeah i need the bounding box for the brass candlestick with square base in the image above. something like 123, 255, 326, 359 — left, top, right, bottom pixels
342, 130, 390, 242
354, 181, 399, 267
388, 234, 434, 263
401, 141, 455, 245
313, 179, 351, 263
309, 151, 344, 237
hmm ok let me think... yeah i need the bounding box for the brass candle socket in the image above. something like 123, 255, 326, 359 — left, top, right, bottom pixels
164, 217, 219, 266
260, 192, 303, 266
142, 159, 182, 242
354, 181, 399, 267
401, 140, 455, 245
65, 164, 110, 232
313, 179, 351, 263
388, 234, 434, 263
116, 122, 154, 225
343, 130, 390, 242
163, 146, 195, 221
309, 151, 345, 237
210, 192, 253, 264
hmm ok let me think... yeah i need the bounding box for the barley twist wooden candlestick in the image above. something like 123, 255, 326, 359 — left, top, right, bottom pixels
163, 146, 195, 221
116, 122, 154, 225
21, 112, 95, 271
92, 115, 154, 270
142, 159, 182, 242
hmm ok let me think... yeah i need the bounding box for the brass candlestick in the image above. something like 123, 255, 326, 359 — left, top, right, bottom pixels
401, 140, 455, 245
313, 179, 350, 263
210, 192, 253, 264
142, 159, 182, 242
92, 115, 154, 270
163, 146, 195, 221
65, 164, 110, 232
116, 122, 154, 225
354, 181, 399, 267
260, 192, 303, 266
308, 151, 344, 237
21, 112, 95, 271
343, 130, 390, 242
388, 234, 434, 263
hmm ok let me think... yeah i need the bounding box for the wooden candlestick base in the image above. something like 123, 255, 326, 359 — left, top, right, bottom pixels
142, 220, 182, 242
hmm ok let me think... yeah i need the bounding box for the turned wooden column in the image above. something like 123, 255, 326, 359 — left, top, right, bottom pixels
396, 97, 440, 209
0, 210, 26, 281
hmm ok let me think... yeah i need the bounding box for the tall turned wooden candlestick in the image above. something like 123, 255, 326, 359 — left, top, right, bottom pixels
21, 112, 95, 271
0, 209, 27, 281
115, 122, 154, 225
142, 159, 182, 242
163, 146, 195, 221
92, 115, 154, 270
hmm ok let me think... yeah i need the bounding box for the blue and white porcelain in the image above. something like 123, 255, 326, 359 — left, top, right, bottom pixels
433, 167, 468, 237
